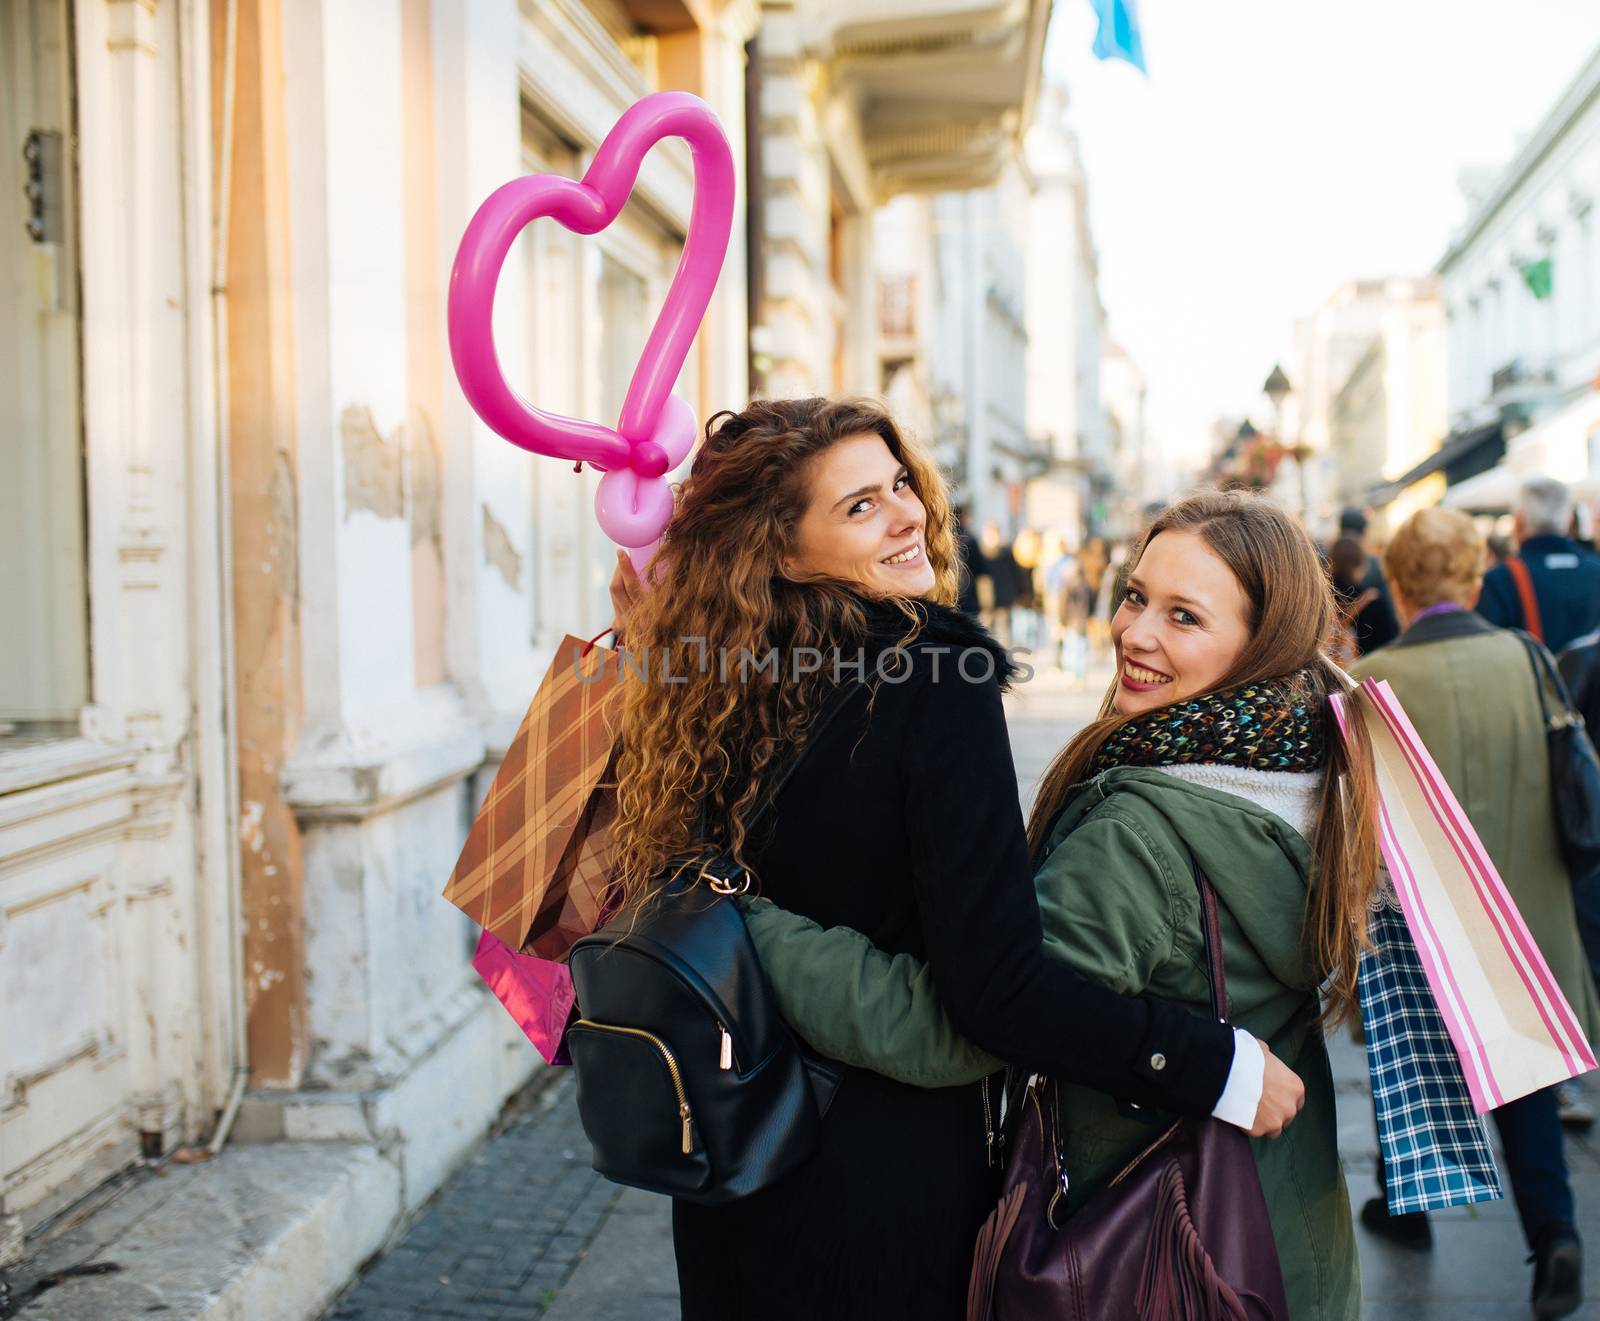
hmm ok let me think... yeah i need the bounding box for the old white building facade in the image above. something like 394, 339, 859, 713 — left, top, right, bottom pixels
748, 0, 1050, 416
1, 0, 236, 1252
1322, 278, 1447, 525
1, 0, 1053, 1309
0, 0, 755, 1291
1023, 87, 1110, 542
1436, 42, 1600, 513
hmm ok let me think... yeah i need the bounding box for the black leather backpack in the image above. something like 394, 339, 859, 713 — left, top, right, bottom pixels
565, 682, 860, 1205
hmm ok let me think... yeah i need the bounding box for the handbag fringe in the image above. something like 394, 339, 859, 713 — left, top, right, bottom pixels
1133, 1162, 1249, 1321
966, 1181, 1026, 1321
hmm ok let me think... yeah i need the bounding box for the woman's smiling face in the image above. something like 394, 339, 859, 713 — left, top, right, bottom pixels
787, 433, 937, 596
1110, 529, 1253, 716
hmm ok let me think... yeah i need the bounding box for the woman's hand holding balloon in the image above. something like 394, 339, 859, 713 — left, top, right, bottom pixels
610, 550, 644, 646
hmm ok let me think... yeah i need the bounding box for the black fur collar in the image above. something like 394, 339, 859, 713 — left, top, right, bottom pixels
861, 597, 1022, 690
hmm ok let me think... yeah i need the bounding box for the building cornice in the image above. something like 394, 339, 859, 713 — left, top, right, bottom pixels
1439, 44, 1600, 273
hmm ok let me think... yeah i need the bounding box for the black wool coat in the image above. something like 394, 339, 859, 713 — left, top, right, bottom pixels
672, 599, 1235, 1321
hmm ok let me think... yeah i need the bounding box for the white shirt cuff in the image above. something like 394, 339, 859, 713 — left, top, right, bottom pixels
1210, 1027, 1265, 1130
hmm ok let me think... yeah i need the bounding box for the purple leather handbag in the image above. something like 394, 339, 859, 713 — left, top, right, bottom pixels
967, 869, 1290, 1321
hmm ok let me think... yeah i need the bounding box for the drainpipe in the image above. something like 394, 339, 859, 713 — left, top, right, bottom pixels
204, 0, 252, 1149
743, 33, 764, 398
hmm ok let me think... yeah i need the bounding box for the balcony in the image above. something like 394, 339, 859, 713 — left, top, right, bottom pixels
878, 274, 918, 354
816, 0, 1051, 198
1489, 356, 1561, 420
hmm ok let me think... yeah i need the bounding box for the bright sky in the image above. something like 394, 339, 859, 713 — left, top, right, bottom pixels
1046, 0, 1600, 471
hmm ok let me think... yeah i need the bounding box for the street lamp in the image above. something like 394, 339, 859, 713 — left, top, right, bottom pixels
1262, 364, 1290, 416
1262, 364, 1307, 515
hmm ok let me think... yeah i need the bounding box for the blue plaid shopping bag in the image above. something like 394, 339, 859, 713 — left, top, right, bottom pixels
1359, 901, 1502, 1215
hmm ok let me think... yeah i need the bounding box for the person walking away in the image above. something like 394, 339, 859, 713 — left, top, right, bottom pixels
1011, 527, 1042, 653
1038, 530, 1072, 671
1061, 554, 1091, 681
1335, 507, 1399, 652
1327, 536, 1394, 660
1079, 536, 1110, 659
1478, 476, 1600, 651
953, 504, 986, 617
1558, 628, 1600, 1096
979, 520, 1020, 646
1353, 507, 1600, 1319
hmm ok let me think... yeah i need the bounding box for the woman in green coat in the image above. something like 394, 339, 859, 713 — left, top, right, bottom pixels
1351, 506, 1599, 1318
742, 490, 1376, 1319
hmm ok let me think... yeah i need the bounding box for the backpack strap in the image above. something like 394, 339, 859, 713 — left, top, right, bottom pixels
691, 680, 866, 894
1508, 557, 1544, 643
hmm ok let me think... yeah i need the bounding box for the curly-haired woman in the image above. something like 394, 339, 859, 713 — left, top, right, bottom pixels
607, 401, 1303, 1320
739, 490, 1377, 1318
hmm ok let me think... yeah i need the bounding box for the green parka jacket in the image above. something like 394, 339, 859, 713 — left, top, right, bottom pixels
743, 765, 1360, 1321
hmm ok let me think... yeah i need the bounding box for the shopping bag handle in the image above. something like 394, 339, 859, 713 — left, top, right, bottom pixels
1322, 652, 1358, 693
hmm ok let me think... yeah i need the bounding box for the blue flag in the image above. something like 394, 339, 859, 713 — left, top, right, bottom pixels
1090, 0, 1147, 73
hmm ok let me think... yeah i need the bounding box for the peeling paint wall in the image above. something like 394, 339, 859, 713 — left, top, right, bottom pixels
408, 408, 442, 551
269, 448, 300, 611
340, 404, 405, 521
226, 0, 308, 1090
402, 0, 448, 687
481, 503, 523, 591
408, 407, 446, 687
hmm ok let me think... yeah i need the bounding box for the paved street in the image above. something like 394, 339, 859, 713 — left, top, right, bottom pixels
321, 667, 1600, 1320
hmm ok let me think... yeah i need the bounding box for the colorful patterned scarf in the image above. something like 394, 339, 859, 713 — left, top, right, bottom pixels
1091, 671, 1325, 776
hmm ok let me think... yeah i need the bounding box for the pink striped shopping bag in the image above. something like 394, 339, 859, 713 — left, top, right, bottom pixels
1333, 675, 1597, 1113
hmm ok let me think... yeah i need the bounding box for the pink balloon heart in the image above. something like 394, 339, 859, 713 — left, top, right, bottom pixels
447, 92, 734, 550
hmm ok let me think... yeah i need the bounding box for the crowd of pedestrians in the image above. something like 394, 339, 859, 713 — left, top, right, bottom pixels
1313, 476, 1600, 1316
953, 506, 1125, 680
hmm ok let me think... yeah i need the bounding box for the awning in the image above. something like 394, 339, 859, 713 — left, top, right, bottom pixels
1441, 465, 1520, 512
1367, 421, 1505, 506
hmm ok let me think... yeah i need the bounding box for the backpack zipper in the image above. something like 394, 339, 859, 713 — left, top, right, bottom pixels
717, 1022, 735, 1071
981, 1075, 995, 1167
574, 1019, 695, 1154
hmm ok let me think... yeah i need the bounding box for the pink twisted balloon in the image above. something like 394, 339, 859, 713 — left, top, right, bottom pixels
448, 93, 735, 567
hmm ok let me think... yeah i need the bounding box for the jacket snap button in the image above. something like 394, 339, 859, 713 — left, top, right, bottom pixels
1149, 1052, 1167, 1072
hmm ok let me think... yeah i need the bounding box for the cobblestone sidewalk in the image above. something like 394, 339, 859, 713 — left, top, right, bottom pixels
323, 1072, 617, 1321
326, 675, 1600, 1318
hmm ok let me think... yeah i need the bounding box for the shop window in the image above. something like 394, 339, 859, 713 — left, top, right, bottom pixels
598, 253, 649, 425
0, 0, 88, 734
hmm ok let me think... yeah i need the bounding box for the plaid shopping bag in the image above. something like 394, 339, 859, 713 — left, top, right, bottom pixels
444, 635, 622, 961
1360, 900, 1502, 1215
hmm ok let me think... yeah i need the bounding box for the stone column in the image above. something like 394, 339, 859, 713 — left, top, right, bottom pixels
234, 0, 536, 1215
217, 0, 309, 1091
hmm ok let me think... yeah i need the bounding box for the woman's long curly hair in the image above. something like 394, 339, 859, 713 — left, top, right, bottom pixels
1025, 490, 1380, 1024
609, 397, 958, 910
